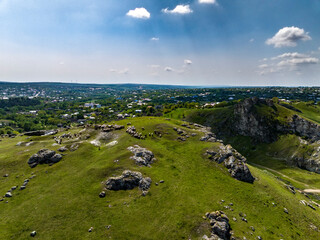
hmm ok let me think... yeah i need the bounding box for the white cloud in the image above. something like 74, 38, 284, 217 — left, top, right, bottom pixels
184, 59, 192, 65
126, 8, 150, 19
149, 65, 160, 68
109, 68, 129, 74
162, 5, 193, 14
266, 26, 311, 48
249, 38, 255, 43
278, 58, 319, 67
198, 0, 218, 5
258, 64, 268, 69
271, 52, 308, 60
164, 67, 173, 72
257, 51, 319, 75
150, 37, 159, 41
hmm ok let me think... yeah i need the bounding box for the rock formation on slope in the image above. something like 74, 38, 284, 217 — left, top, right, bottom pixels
127, 145, 156, 166
28, 149, 62, 168
105, 170, 152, 192
207, 144, 255, 183
203, 211, 231, 240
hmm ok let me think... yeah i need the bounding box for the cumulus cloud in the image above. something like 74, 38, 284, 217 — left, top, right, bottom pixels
266, 26, 311, 48
184, 59, 192, 65
162, 5, 193, 14
126, 7, 150, 19
199, 0, 218, 5
150, 37, 159, 41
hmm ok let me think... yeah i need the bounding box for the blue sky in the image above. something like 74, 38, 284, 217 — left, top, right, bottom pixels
0, 0, 319, 86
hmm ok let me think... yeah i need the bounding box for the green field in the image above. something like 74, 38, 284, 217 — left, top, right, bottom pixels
1, 117, 320, 239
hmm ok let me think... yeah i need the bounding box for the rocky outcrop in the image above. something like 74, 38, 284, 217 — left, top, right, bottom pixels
126, 126, 145, 139
24, 129, 58, 136
288, 140, 320, 174
203, 211, 231, 240
127, 145, 156, 166
105, 170, 151, 193
207, 144, 254, 183
233, 97, 277, 142
95, 124, 124, 132
233, 97, 320, 142
289, 115, 320, 142
28, 149, 62, 168
200, 132, 217, 142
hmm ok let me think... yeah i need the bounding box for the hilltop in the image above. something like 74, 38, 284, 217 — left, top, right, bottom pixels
1, 115, 320, 239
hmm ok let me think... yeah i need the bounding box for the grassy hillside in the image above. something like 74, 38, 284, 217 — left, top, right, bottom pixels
1, 117, 320, 239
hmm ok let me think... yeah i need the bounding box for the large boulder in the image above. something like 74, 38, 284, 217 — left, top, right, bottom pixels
207, 144, 255, 183
28, 149, 62, 168
204, 211, 231, 240
127, 145, 155, 166
105, 170, 152, 192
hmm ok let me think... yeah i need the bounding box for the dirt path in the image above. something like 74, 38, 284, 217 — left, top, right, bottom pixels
303, 189, 320, 193
249, 162, 314, 188
249, 162, 320, 194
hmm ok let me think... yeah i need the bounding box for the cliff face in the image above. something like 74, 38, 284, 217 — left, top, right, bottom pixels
233, 97, 278, 142
233, 97, 320, 143
289, 115, 320, 142
232, 97, 320, 174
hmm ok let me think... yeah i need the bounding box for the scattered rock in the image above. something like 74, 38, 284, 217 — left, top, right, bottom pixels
159, 180, 164, 183
127, 145, 156, 166
88, 227, 93, 232
28, 149, 63, 168
58, 146, 68, 152
5, 192, 12, 198
200, 132, 216, 142
20, 185, 26, 190
307, 203, 316, 210
285, 184, 296, 194
99, 191, 106, 198
3, 174, 9, 177
126, 126, 144, 139
105, 170, 152, 193
70, 143, 80, 151
30, 231, 37, 237
284, 208, 289, 214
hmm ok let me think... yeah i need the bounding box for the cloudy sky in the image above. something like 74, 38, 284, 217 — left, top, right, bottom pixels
0, 0, 319, 86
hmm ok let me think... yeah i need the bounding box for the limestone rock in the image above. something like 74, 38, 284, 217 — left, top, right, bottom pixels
205, 211, 231, 240
207, 144, 254, 183
27, 149, 63, 168
105, 170, 151, 192
127, 145, 156, 166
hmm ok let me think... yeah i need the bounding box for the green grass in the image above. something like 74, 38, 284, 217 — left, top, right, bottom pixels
1, 117, 320, 239
292, 102, 320, 124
